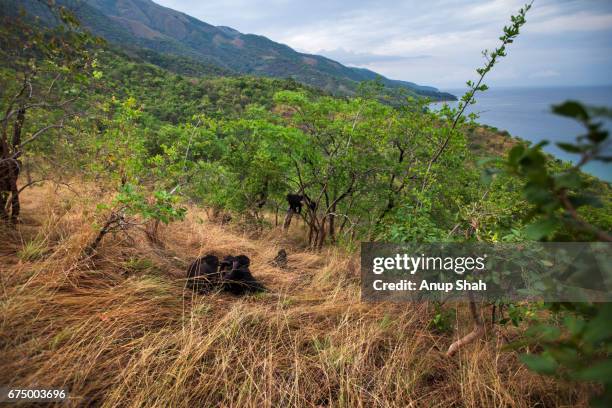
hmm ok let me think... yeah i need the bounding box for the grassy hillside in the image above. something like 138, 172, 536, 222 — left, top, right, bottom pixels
0, 184, 594, 407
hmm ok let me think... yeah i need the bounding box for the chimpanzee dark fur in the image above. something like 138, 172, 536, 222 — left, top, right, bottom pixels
286, 193, 303, 214
223, 255, 265, 295
186, 254, 221, 293
219, 255, 236, 274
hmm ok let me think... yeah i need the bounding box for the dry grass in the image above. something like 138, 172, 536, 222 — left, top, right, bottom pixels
0, 184, 592, 407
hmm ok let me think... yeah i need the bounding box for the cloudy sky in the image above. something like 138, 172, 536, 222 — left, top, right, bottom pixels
155, 0, 612, 90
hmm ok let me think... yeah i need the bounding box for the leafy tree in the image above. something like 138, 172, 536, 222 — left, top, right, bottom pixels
0, 1, 99, 222
73, 96, 187, 252
273, 91, 388, 248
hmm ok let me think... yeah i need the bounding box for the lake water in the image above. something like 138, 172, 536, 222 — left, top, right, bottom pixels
430, 86, 612, 182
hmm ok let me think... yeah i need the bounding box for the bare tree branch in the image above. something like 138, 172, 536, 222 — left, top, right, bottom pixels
19, 120, 65, 148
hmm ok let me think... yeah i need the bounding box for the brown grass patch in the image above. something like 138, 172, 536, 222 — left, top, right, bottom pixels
0, 184, 592, 407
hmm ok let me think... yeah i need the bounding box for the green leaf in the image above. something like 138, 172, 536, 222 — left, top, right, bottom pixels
573, 359, 612, 384
520, 354, 558, 375
548, 346, 579, 366
533, 141, 550, 149
587, 129, 607, 143
552, 101, 589, 122
569, 194, 602, 209
524, 218, 560, 240
595, 155, 612, 162
508, 145, 525, 165
564, 316, 586, 337
524, 184, 556, 205
556, 143, 583, 153
526, 324, 561, 341
583, 305, 612, 344
553, 171, 582, 189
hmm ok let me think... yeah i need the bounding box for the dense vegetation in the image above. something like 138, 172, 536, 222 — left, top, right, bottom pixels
1, 1, 611, 406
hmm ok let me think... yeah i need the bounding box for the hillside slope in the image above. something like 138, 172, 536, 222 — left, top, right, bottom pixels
0, 183, 591, 407
3, 0, 456, 100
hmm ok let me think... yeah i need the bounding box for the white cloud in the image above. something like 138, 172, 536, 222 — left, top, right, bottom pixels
529, 11, 612, 33
154, 0, 612, 88
463, 0, 524, 19
314, 48, 432, 65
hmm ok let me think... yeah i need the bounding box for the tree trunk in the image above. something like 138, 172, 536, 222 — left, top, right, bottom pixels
328, 204, 336, 243
12, 108, 25, 148
0, 191, 8, 221
283, 208, 294, 230
9, 180, 19, 224
0, 159, 21, 224
145, 219, 163, 246
316, 217, 327, 250
350, 227, 358, 243
308, 221, 318, 246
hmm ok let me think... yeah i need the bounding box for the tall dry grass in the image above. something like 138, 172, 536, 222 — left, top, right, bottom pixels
0, 184, 592, 407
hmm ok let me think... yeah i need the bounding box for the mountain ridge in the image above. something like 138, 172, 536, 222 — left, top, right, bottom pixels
7, 0, 456, 100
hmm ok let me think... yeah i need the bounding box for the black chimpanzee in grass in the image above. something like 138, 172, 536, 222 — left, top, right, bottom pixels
223, 255, 266, 295
186, 254, 221, 293
219, 255, 235, 275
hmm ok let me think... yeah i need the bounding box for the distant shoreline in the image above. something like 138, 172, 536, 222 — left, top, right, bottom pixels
437, 84, 612, 94
428, 85, 612, 182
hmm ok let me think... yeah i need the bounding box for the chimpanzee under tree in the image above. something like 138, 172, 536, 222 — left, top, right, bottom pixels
287, 193, 303, 213
283, 192, 317, 230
